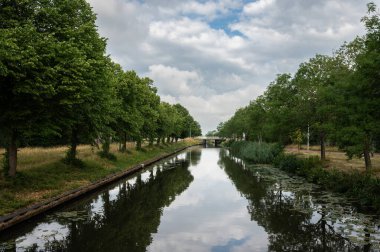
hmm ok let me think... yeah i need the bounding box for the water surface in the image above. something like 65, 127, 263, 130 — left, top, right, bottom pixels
1, 147, 379, 251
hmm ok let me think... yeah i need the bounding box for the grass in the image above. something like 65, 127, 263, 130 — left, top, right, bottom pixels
0, 139, 199, 216
285, 145, 380, 177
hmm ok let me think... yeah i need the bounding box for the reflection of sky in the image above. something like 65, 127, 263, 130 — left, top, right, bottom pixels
148, 148, 268, 252
16, 222, 68, 250
5, 148, 380, 251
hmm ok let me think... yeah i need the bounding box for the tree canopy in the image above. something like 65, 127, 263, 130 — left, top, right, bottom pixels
0, 0, 201, 176
216, 2, 380, 171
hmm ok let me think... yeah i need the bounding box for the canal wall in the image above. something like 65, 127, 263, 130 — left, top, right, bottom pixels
0, 145, 200, 232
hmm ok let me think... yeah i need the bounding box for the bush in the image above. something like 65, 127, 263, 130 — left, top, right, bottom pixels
230, 141, 283, 164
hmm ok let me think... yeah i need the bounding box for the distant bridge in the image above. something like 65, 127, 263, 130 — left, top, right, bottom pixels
196, 136, 227, 147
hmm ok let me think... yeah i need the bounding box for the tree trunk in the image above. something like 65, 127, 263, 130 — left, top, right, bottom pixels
102, 137, 110, 155
120, 132, 127, 152
149, 136, 154, 146
156, 137, 161, 145
364, 146, 372, 172
136, 139, 142, 150
67, 128, 78, 162
320, 133, 326, 162
166, 136, 170, 143
175, 137, 178, 142
8, 130, 17, 177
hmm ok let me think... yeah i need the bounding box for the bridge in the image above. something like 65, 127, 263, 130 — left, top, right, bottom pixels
196, 136, 227, 147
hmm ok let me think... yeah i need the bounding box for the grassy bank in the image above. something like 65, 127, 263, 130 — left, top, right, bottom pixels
229, 141, 380, 211
0, 139, 198, 216
274, 154, 380, 210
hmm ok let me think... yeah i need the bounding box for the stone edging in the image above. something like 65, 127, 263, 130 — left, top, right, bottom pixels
0, 145, 197, 232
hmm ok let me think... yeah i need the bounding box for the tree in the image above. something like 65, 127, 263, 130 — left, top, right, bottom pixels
134, 77, 160, 150
44, 0, 112, 165
0, 0, 63, 175
114, 70, 143, 152
335, 2, 380, 171
261, 73, 297, 144
293, 55, 348, 161
0, 0, 114, 174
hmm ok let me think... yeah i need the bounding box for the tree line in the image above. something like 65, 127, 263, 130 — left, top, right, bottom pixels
216, 3, 380, 171
0, 0, 201, 177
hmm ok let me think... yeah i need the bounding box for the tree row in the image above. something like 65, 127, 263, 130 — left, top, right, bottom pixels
0, 0, 201, 176
216, 3, 380, 171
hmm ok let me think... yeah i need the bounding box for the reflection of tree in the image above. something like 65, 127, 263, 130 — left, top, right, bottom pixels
19, 159, 193, 252
219, 150, 359, 251
186, 148, 202, 166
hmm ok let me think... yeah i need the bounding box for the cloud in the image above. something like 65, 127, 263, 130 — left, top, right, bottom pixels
243, 0, 275, 15
148, 64, 201, 96
160, 84, 265, 133
87, 0, 380, 133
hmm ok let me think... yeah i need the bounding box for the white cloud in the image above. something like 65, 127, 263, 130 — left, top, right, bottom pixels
243, 0, 275, 15
148, 64, 201, 96
161, 84, 265, 134
87, 0, 380, 133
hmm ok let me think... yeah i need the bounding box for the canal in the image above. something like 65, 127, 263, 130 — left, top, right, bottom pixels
1, 147, 380, 251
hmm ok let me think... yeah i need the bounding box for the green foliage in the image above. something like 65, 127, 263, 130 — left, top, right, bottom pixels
290, 128, 303, 150
0, 1, 201, 175
216, 3, 380, 170
230, 141, 283, 164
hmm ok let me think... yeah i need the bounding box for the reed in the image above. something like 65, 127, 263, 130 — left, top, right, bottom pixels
229, 141, 283, 164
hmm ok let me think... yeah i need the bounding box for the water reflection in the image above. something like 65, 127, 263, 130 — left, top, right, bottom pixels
0, 157, 193, 251
186, 148, 202, 166
1, 148, 380, 251
219, 149, 380, 251
147, 148, 269, 251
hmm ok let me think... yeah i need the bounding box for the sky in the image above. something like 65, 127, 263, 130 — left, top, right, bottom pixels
86, 0, 379, 134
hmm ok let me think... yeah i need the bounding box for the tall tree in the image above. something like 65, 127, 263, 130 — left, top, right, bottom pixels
0, 0, 61, 175
293, 55, 347, 161
336, 2, 380, 171
0, 0, 112, 174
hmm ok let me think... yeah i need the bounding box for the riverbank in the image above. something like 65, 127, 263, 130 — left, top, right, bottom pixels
228, 141, 380, 211
0, 140, 199, 217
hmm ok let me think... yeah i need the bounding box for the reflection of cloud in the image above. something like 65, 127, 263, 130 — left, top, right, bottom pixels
109, 186, 120, 201
147, 148, 268, 251
17, 222, 69, 250
211, 236, 250, 252
166, 192, 202, 209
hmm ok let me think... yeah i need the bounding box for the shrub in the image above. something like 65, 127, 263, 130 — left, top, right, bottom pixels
230, 141, 283, 164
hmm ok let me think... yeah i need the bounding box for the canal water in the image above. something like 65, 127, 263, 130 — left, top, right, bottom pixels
1, 147, 380, 251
